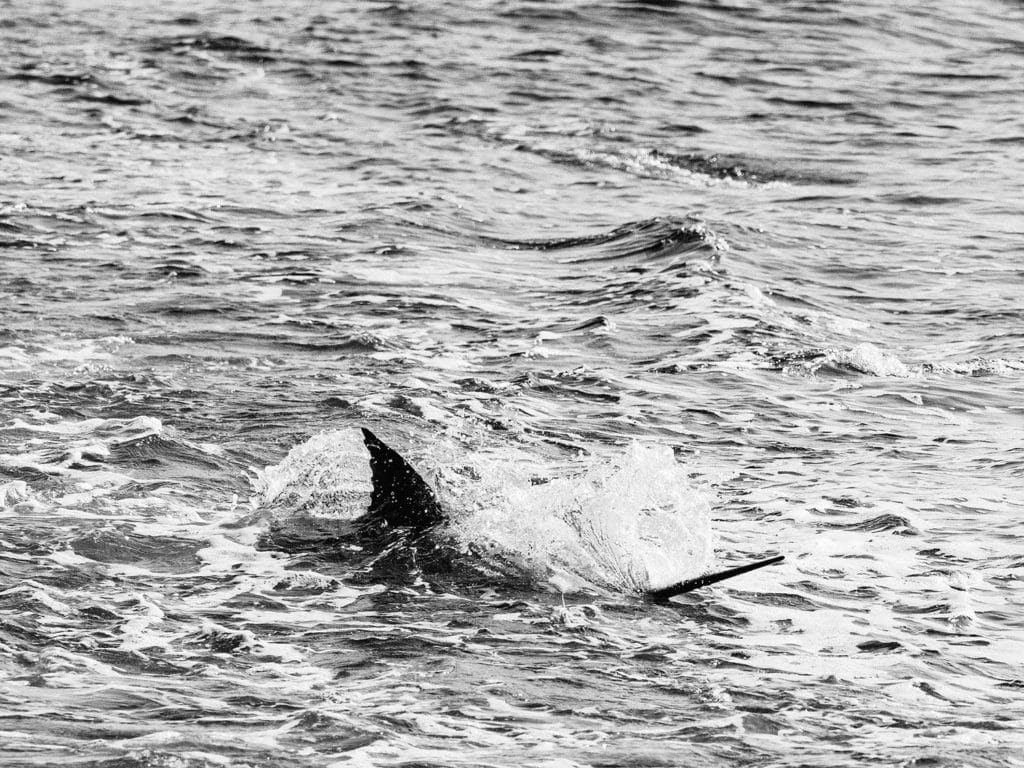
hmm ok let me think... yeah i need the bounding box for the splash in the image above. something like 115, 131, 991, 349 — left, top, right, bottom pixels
440, 441, 716, 595
827, 342, 913, 377
252, 428, 372, 517
252, 429, 716, 595
0, 480, 33, 510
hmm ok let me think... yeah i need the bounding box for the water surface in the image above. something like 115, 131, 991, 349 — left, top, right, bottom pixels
2, 1, 1023, 766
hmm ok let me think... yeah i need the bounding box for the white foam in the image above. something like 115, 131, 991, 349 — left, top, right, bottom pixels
442, 441, 716, 594
0, 335, 134, 372
0, 480, 32, 510
828, 342, 913, 377
253, 428, 371, 517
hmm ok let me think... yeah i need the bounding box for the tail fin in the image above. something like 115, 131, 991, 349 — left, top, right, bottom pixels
360, 428, 445, 532
646, 554, 785, 602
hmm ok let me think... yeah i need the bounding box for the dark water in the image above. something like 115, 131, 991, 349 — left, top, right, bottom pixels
2, 1, 1023, 766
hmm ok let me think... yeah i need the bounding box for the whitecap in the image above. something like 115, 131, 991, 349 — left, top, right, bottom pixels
827, 342, 913, 377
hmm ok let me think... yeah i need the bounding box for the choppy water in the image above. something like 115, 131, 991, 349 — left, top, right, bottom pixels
2, 1, 1023, 765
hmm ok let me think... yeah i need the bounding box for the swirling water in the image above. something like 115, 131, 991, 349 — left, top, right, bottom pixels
1, 1, 1023, 766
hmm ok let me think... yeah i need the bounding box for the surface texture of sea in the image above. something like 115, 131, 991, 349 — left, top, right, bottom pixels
2, 1, 1023, 766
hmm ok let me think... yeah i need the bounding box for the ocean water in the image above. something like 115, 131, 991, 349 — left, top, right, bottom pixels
2, 1, 1023, 766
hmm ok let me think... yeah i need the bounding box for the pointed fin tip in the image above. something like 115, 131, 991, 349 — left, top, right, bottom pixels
362, 427, 402, 461
358, 425, 444, 532
646, 554, 785, 602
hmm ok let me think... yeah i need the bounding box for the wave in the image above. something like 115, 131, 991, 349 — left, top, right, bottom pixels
145, 32, 278, 62
769, 343, 1024, 380
0, 413, 240, 505
825, 343, 914, 378
438, 117, 855, 186
482, 216, 724, 261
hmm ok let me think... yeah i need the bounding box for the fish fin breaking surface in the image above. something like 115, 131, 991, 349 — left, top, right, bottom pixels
646, 554, 785, 601
360, 427, 445, 533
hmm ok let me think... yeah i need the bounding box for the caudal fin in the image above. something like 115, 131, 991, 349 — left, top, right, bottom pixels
646, 554, 785, 602
360, 427, 445, 532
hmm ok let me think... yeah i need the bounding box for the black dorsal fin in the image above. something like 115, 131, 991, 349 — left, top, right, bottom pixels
646, 554, 785, 602
360, 427, 445, 532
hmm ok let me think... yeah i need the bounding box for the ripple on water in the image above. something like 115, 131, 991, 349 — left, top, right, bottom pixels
2, 0, 1024, 765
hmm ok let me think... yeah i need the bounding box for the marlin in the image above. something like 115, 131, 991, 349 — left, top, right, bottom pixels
266, 427, 784, 600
